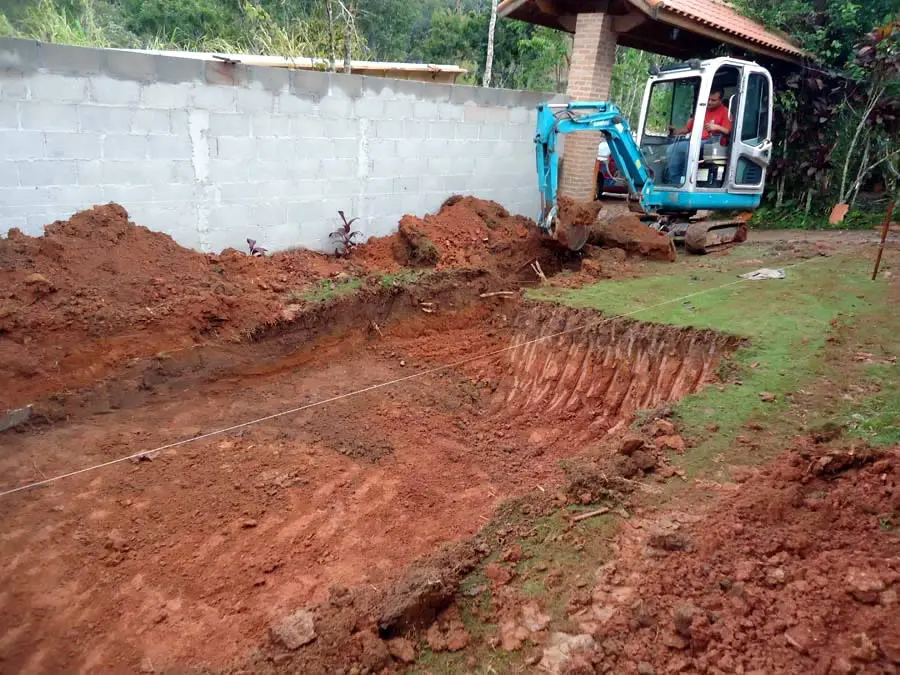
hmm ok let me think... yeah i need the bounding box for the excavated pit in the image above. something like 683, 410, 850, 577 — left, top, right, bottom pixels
0, 292, 741, 673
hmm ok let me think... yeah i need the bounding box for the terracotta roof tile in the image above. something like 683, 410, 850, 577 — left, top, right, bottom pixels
640, 0, 802, 56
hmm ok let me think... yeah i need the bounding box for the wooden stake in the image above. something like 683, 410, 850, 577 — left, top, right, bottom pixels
572, 507, 610, 522
872, 200, 895, 281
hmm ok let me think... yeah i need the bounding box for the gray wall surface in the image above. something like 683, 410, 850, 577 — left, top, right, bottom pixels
0, 39, 559, 253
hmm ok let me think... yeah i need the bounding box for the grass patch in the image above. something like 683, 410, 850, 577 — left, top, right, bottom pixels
287, 277, 363, 303
844, 364, 900, 446
380, 270, 425, 288
531, 252, 891, 476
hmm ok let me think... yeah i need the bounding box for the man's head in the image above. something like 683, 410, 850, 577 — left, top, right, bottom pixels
708, 89, 725, 109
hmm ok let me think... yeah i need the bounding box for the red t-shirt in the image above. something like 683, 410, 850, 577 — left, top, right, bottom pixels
686, 104, 732, 141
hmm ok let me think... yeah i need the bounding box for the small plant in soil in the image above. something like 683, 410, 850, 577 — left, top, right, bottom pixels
330, 211, 362, 257
246, 238, 267, 257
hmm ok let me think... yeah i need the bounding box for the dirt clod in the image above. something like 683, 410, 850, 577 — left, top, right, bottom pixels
270, 610, 316, 650
591, 215, 676, 262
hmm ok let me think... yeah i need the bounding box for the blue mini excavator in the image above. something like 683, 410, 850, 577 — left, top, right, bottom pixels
535, 57, 774, 253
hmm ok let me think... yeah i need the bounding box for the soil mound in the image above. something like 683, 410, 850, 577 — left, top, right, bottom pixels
592, 214, 676, 262
581, 440, 900, 673
373, 195, 559, 277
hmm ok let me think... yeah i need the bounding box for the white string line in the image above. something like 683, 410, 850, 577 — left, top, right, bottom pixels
0, 243, 878, 499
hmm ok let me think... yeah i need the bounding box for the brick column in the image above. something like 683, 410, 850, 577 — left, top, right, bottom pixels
560, 12, 617, 200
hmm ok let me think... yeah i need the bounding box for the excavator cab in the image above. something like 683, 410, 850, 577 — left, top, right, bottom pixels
534, 57, 774, 253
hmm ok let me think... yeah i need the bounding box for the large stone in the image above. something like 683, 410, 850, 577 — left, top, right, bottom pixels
539, 632, 596, 674
270, 609, 316, 650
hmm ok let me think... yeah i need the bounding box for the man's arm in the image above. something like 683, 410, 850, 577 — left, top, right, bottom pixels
670, 118, 693, 136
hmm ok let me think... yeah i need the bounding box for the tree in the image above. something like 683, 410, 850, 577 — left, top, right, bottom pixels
483, 0, 498, 87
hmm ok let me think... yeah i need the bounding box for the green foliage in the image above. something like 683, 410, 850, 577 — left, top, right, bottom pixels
122, 0, 239, 44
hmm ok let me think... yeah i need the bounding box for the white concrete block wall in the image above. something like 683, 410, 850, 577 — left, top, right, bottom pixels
0, 39, 562, 253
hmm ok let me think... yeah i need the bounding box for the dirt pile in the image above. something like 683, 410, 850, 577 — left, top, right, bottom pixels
570, 439, 900, 673
592, 214, 676, 262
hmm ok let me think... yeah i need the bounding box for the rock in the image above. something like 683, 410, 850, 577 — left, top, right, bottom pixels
734, 560, 756, 582
241, 519, 258, 528
539, 633, 597, 675
830, 656, 855, 674
655, 435, 686, 453
637, 662, 656, 675
784, 625, 818, 655
521, 601, 550, 632
486, 562, 513, 586
632, 450, 658, 472
25, 272, 51, 286
649, 419, 676, 437
846, 568, 885, 604
619, 435, 646, 455
387, 638, 416, 664
354, 630, 391, 672
765, 567, 787, 586
502, 544, 524, 563
662, 632, 689, 650
706, 423, 719, 432
880, 587, 898, 606
444, 621, 470, 651
759, 392, 777, 402
499, 619, 530, 651
851, 632, 878, 662
270, 609, 316, 649
0, 405, 32, 433
673, 605, 699, 638
648, 532, 694, 552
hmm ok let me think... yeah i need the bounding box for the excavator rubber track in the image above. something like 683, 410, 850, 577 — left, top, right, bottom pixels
683, 219, 748, 254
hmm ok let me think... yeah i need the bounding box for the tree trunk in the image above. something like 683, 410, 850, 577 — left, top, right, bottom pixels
342, 0, 355, 74
326, 0, 336, 72
483, 0, 499, 88
839, 86, 884, 203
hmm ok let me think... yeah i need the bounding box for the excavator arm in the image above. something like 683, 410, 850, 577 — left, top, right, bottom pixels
535, 102, 658, 246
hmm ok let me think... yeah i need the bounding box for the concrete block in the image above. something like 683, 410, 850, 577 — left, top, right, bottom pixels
18, 160, 78, 186
420, 139, 447, 156
363, 176, 397, 194
284, 158, 324, 181
255, 136, 287, 161
419, 174, 446, 193
392, 176, 418, 193
39, 42, 102, 75
321, 157, 355, 175
209, 113, 250, 137
290, 69, 329, 101
278, 92, 317, 115
427, 156, 454, 174
0, 101, 18, 129
1, 75, 29, 100
236, 86, 274, 113
427, 121, 455, 140
78, 105, 132, 133
400, 120, 427, 139
155, 55, 205, 84
75, 159, 101, 185
212, 135, 255, 159
207, 159, 250, 183
142, 82, 191, 109
28, 73, 89, 103
191, 85, 236, 112
0, 38, 39, 74
132, 108, 172, 134
326, 178, 364, 197
331, 72, 363, 100
291, 137, 332, 160
319, 95, 352, 118
103, 183, 157, 206
287, 199, 328, 226
249, 160, 295, 182
382, 100, 410, 120
0, 160, 18, 186
354, 96, 384, 119
147, 134, 192, 160
89, 76, 141, 105
169, 109, 189, 134
291, 117, 325, 139
103, 133, 149, 160
444, 174, 470, 191
501, 124, 531, 141
454, 124, 479, 141
327, 118, 358, 139
367, 137, 396, 158
413, 100, 438, 119
168, 160, 195, 183
44, 132, 101, 160
509, 107, 530, 124
20, 102, 78, 132
105, 50, 157, 82
437, 102, 464, 121
204, 61, 245, 87
395, 139, 425, 159
375, 119, 404, 139
330, 138, 359, 159
480, 125, 502, 140
244, 64, 290, 94
253, 114, 291, 137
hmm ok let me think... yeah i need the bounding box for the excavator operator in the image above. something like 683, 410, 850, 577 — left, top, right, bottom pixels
665, 88, 732, 183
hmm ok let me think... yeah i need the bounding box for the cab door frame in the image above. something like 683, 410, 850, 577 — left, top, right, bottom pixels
727, 64, 774, 194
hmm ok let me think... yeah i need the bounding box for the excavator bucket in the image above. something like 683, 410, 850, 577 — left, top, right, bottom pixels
683, 220, 748, 254
554, 220, 591, 251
